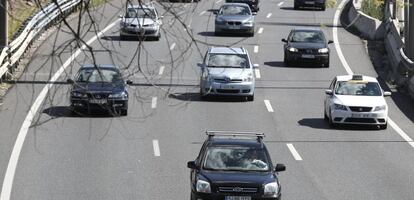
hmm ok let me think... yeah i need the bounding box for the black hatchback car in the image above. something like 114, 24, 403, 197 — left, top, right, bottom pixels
68, 64, 132, 116
294, 0, 326, 10
282, 28, 333, 67
225, 0, 259, 12
187, 131, 286, 200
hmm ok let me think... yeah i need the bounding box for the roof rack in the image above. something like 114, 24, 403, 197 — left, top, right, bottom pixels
206, 131, 265, 142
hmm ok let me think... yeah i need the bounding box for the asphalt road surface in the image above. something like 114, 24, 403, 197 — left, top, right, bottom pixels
0, 0, 414, 199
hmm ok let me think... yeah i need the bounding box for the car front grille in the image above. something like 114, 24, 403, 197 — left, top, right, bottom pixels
298, 49, 318, 54
216, 89, 240, 94
88, 93, 109, 99
227, 21, 242, 26
218, 187, 258, 193
345, 118, 376, 123
349, 106, 373, 112
214, 78, 243, 83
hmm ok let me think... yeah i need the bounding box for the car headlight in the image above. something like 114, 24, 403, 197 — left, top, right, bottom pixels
196, 180, 211, 193
318, 48, 329, 53
243, 20, 253, 26
288, 47, 298, 52
109, 92, 127, 98
374, 105, 386, 111
72, 91, 87, 98
243, 73, 253, 82
216, 17, 225, 23
334, 103, 347, 111
264, 182, 279, 195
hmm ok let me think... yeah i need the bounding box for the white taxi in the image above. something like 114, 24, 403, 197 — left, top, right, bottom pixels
324, 75, 391, 129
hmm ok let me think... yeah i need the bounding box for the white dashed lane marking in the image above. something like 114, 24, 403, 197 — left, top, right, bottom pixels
287, 144, 303, 161
258, 27, 264, 34
153, 140, 161, 157
170, 43, 176, 50
278, 2, 284, 6
199, 10, 206, 16
266, 13, 272, 18
264, 100, 274, 112
158, 66, 165, 75
255, 69, 261, 79
254, 45, 259, 53
151, 97, 157, 109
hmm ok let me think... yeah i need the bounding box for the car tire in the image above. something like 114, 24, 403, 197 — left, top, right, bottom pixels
120, 109, 128, 116
215, 31, 222, 36
248, 31, 255, 37
120, 34, 126, 40
379, 123, 387, 130
294, 3, 299, 10
190, 192, 196, 200
321, 4, 326, 11
324, 109, 329, 121
284, 56, 291, 67
328, 109, 338, 128
323, 60, 329, 68
247, 95, 254, 101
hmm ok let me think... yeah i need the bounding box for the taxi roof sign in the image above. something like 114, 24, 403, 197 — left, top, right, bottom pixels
352, 74, 363, 81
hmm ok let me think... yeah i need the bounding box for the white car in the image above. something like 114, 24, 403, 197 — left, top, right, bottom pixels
199, 47, 255, 101
324, 75, 391, 129
119, 3, 162, 40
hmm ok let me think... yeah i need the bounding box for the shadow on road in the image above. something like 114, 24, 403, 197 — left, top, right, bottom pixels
169, 92, 250, 102
101, 35, 158, 42
298, 118, 384, 130
43, 106, 119, 118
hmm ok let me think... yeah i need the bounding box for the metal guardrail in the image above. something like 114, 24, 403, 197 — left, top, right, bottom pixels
0, 0, 82, 79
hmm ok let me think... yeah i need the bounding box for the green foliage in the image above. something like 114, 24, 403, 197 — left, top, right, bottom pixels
361, 0, 385, 20
326, 0, 337, 8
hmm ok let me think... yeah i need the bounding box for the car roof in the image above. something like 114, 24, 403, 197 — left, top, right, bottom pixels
336, 75, 378, 82
81, 64, 119, 69
209, 47, 247, 54
127, 4, 154, 9
292, 27, 323, 32
222, 3, 251, 7
207, 138, 264, 148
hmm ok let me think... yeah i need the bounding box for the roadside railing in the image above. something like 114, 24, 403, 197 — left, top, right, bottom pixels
0, 0, 82, 80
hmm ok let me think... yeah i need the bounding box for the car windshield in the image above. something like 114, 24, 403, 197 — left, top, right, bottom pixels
335, 81, 382, 96
125, 8, 156, 19
290, 31, 325, 43
76, 68, 122, 83
208, 54, 249, 68
203, 146, 269, 172
219, 5, 251, 15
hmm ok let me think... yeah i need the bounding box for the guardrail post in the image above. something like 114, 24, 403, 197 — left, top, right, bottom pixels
0, 0, 8, 47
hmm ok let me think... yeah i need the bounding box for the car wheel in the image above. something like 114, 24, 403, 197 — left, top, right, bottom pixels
284, 56, 291, 66
247, 95, 254, 101
294, 3, 299, 10
120, 109, 128, 116
248, 31, 255, 37
190, 192, 196, 200
324, 109, 329, 121
328, 109, 338, 128
215, 31, 222, 36
120, 34, 126, 40
379, 123, 387, 130
321, 4, 326, 11
323, 60, 329, 68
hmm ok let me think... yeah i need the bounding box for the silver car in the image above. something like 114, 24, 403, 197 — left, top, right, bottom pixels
199, 47, 255, 101
120, 3, 162, 40
214, 3, 255, 36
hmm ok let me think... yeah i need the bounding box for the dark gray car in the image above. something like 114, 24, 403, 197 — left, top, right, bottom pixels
214, 3, 255, 36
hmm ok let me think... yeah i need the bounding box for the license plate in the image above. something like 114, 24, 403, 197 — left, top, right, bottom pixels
305, 1, 315, 4
351, 113, 371, 118
221, 84, 233, 89
302, 54, 315, 59
89, 99, 107, 104
225, 196, 251, 200
229, 26, 240, 30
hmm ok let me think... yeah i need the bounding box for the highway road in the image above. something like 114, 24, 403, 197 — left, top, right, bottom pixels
0, 0, 414, 199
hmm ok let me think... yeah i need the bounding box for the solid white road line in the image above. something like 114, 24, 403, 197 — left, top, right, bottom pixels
287, 144, 303, 161
170, 43, 176, 50
199, 10, 206, 16
254, 45, 259, 53
255, 69, 261, 79
266, 13, 272, 18
277, 2, 284, 6
264, 100, 274, 112
389, 119, 414, 148
258, 27, 264, 34
158, 66, 165, 75
151, 97, 157, 109
333, 0, 413, 148
0, 19, 121, 200
153, 140, 161, 157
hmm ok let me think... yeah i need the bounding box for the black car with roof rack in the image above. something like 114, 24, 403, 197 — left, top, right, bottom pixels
187, 131, 286, 200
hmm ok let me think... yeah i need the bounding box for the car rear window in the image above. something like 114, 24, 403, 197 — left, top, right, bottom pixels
207, 54, 249, 68
335, 81, 382, 96
203, 146, 269, 172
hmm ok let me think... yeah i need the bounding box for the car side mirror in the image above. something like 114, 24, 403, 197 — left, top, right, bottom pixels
325, 89, 333, 95
281, 38, 287, 43
275, 164, 286, 172
197, 62, 204, 68
126, 80, 133, 85
159, 15, 164, 19
213, 10, 218, 15
67, 79, 74, 84
383, 91, 392, 96
118, 14, 123, 18
187, 161, 197, 169
328, 40, 334, 44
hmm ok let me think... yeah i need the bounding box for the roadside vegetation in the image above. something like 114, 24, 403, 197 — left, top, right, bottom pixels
361, 0, 384, 20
